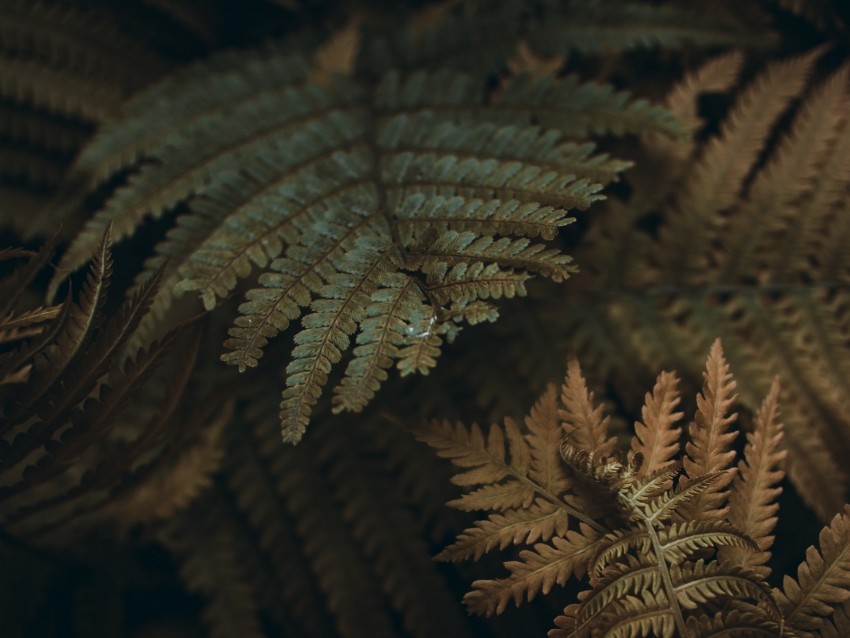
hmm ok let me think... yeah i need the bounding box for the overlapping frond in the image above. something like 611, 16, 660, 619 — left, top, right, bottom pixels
721, 378, 786, 577
162, 384, 478, 638
418, 343, 850, 637
0, 234, 222, 549
51, 0, 759, 442
509, 47, 850, 520
0, 1, 169, 237
777, 505, 850, 636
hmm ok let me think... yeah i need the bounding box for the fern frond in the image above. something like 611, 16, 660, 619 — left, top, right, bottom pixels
279, 241, 391, 440
317, 423, 472, 638
228, 393, 477, 638
55, 11, 693, 439
680, 339, 739, 521
777, 505, 850, 636
660, 47, 821, 282
97, 400, 228, 531
526, 384, 572, 495
411, 231, 576, 282
721, 64, 850, 281
257, 417, 401, 637
492, 73, 684, 139
0, 305, 60, 334
436, 499, 568, 562
71, 40, 313, 183
364, 0, 769, 76
585, 588, 676, 638
0, 58, 121, 122
464, 524, 602, 616
685, 605, 782, 637
159, 489, 270, 638
0, 2, 165, 84
421, 344, 809, 636
639, 471, 727, 526
630, 371, 683, 475
7, 227, 112, 421
55, 62, 353, 283
422, 261, 530, 306
559, 356, 617, 456
722, 377, 786, 578
0, 263, 163, 475
653, 50, 745, 154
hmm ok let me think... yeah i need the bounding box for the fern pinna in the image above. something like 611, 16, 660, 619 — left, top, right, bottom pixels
413, 340, 850, 637
43, 0, 766, 443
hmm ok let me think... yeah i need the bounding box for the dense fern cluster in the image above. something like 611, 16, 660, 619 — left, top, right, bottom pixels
2, 0, 850, 637
45, 0, 766, 443
0, 232, 225, 547
414, 341, 850, 637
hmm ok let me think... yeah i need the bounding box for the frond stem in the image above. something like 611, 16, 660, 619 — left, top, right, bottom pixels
645, 520, 690, 638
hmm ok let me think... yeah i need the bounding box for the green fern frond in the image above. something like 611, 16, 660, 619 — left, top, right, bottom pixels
52, 4, 714, 440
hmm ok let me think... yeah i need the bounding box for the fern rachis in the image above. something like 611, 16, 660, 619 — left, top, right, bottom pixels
413, 340, 850, 637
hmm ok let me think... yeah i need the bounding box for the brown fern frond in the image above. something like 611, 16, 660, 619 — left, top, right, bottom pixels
722, 377, 786, 578
418, 343, 841, 636
777, 505, 850, 636
559, 356, 617, 457
680, 339, 739, 521
659, 47, 822, 282
465, 524, 602, 616
629, 370, 683, 476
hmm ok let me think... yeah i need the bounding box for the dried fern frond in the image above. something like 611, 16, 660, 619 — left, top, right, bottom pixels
414, 341, 850, 637
777, 504, 850, 637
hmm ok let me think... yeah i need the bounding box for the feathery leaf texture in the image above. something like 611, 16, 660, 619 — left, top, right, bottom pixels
416, 341, 850, 637
0, 1, 169, 237
777, 505, 850, 636
500, 46, 850, 521
161, 386, 476, 638
47, 6, 716, 442
0, 233, 221, 548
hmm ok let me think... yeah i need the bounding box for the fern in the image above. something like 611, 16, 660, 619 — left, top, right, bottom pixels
0, 1, 169, 237
46, 2, 746, 443
414, 340, 850, 637
491, 46, 850, 521
0, 233, 223, 548
160, 383, 477, 638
